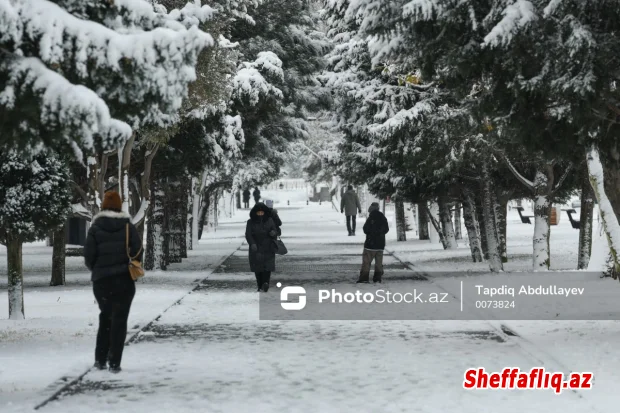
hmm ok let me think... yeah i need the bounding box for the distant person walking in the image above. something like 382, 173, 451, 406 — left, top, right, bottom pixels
265, 199, 282, 236
357, 202, 389, 283
253, 187, 261, 204
341, 185, 362, 236
246, 202, 278, 292
84, 191, 142, 373
243, 189, 251, 209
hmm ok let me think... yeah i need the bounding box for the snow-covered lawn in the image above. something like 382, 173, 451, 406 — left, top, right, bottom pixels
1, 198, 619, 412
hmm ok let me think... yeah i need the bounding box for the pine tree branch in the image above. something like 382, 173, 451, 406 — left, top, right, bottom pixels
496, 153, 535, 190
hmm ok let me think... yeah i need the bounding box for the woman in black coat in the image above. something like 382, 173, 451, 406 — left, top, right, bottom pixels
245, 202, 278, 292
84, 191, 142, 373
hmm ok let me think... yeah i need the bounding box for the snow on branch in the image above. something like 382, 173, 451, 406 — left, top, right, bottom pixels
0, 54, 132, 149
496, 151, 535, 190
483, 0, 537, 47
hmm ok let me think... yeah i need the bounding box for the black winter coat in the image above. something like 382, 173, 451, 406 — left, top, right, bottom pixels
245, 204, 278, 272
243, 189, 251, 202
253, 189, 261, 201
363, 210, 390, 250
84, 211, 142, 282
271, 210, 282, 236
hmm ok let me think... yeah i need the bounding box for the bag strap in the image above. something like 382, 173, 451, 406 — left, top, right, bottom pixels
126, 223, 143, 261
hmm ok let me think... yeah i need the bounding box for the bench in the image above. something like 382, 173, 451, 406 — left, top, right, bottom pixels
515, 207, 534, 224
562, 209, 580, 229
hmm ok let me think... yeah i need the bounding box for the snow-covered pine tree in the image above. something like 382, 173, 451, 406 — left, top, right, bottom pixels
0, 152, 71, 319
0, 0, 215, 155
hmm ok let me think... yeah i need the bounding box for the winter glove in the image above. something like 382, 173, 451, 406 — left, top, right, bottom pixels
269, 230, 277, 237
341, 210, 344, 214
250, 244, 258, 252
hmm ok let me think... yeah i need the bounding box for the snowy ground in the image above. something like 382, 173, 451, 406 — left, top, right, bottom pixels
1, 197, 619, 412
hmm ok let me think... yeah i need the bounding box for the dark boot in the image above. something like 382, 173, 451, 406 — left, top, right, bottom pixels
109, 365, 122, 374
94, 361, 107, 370
373, 272, 383, 283
255, 272, 262, 291
262, 272, 271, 292
356, 271, 370, 283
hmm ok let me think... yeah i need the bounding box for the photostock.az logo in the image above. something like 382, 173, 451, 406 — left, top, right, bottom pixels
278, 283, 306, 311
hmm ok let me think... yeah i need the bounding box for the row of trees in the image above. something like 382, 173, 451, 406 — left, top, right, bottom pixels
321, 0, 620, 274
0, 0, 328, 319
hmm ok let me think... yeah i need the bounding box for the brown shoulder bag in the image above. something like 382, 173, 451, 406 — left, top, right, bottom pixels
126, 224, 145, 281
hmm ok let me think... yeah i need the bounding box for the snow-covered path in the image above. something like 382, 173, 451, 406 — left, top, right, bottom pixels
25, 203, 604, 413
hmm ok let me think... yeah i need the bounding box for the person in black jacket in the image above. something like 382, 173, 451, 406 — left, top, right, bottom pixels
252, 187, 261, 204
84, 191, 142, 373
242, 189, 251, 209
245, 202, 278, 292
357, 202, 390, 283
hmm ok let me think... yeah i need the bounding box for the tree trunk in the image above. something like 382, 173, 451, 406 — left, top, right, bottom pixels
481, 162, 503, 272
145, 175, 167, 271
166, 179, 183, 264
197, 192, 211, 241
494, 197, 508, 263
578, 173, 595, 270
50, 223, 66, 286
475, 190, 489, 260
532, 165, 554, 270
134, 143, 160, 239
587, 147, 620, 277
463, 196, 483, 262
417, 202, 430, 240
7, 238, 25, 320
118, 134, 135, 214
236, 190, 241, 209
180, 176, 189, 259
424, 204, 448, 249
395, 199, 407, 242
454, 203, 463, 240
187, 178, 194, 251
438, 197, 457, 249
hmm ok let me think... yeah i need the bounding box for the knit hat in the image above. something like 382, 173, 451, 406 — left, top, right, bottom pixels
102, 191, 122, 212
368, 202, 380, 213
265, 199, 274, 209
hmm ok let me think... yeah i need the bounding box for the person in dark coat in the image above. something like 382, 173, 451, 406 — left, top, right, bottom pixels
245, 202, 278, 292
84, 191, 142, 373
253, 187, 261, 204
357, 202, 390, 283
265, 199, 282, 236
242, 189, 251, 209
341, 185, 362, 236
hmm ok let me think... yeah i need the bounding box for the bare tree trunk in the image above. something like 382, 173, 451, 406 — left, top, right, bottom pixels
417, 202, 429, 240
187, 178, 194, 251
463, 196, 483, 262
395, 199, 407, 241
145, 175, 167, 271
578, 173, 595, 269
119, 134, 135, 213
454, 203, 463, 240
166, 179, 183, 264
180, 176, 189, 259
438, 197, 457, 249
481, 162, 503, 272
236, 190, 241, 210
50, 223, 66, 286
7, 238, 25, 319
587, 147, 620, 277
134, 143, 159, 239
532, 164, 554, 270
424, 204, 448, 249
494, 197, 508, 263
